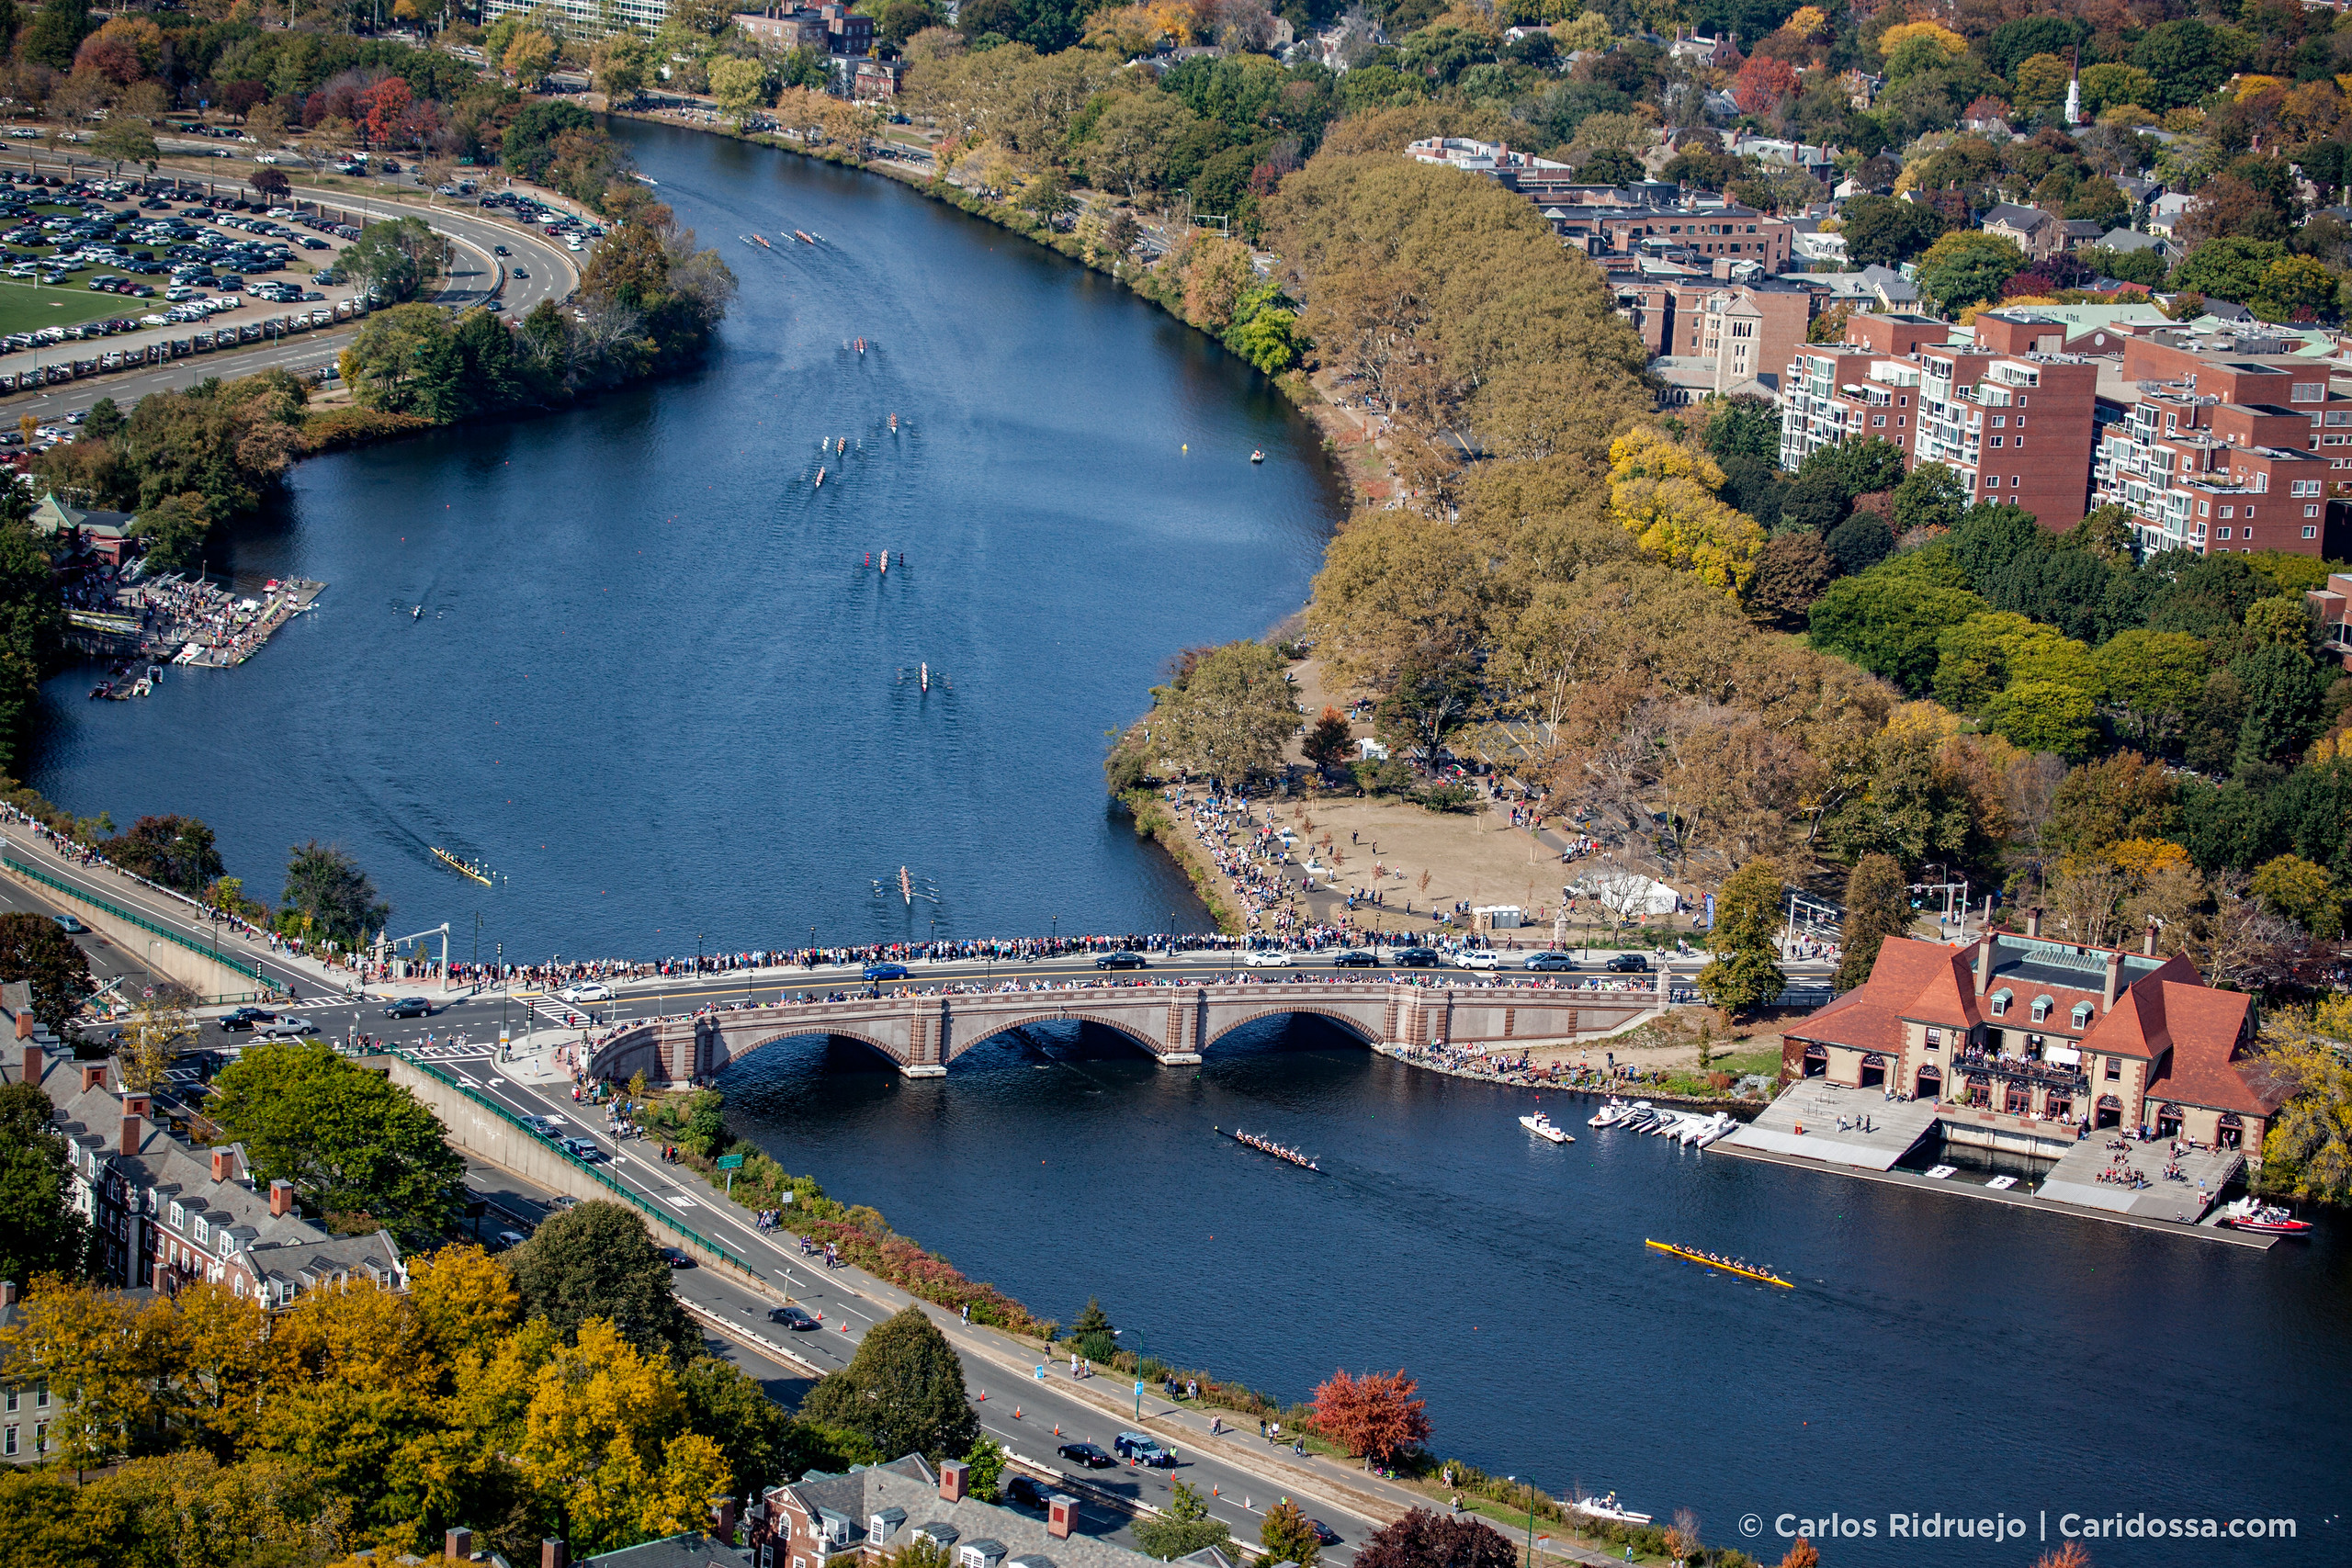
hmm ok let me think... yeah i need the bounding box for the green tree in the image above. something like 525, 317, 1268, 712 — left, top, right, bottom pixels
2249, 256, 2337, 324
2080, 245, 2167, 288
962, 1433, 1005, 1503
708, 55, 769, 126
1067, 1293, 1114, 1362
1372, 661, 1478, 761
1983, 679, 2100, 761
1915, 231, 2027, 315
279, 840, 388, 947
797, 1304, 979, 1463
1891, 464, 1967, 537
209, 1041, 463, 1242
17, 0, 88, 71
0, 1080, 90, 1285
102, 814, 224, 894
1835, 853, 1909, 992
2167, 237, 2286, 306
506, 1200, 700, 1364
2252, 852, 2337, 933
679, 1354, 793, 1495
590, 31, 652, 100
2132, 19, 2251, 109
130, 491, 211, 575
1146, 642, 1298, 789
1261, 1498, 1324, 1568
2094, 629, 2208, 750
1702, 395, 1781, 463
1698, 861, 1788, 1018
89, 118, 157, 176
1137, 1482, 1234, 1560
340, 216, 438, 303
1825, 513, 1894, 576
1808, 566, 1988, 694
0, 912, 93, 1032
1838, 194, 1947, 268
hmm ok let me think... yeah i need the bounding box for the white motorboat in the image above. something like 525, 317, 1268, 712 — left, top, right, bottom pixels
1695, 1112, 1738, 1147
1648, 1111, 1684, 1136
1571, 1495, 1654, 1527
1677, 1117, 1708, 1145
1588, 1097, 1626, 1128
1520, 1111, 1573, 1144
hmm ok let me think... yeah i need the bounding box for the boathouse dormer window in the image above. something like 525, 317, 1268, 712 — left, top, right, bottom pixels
2072, 1001, 2095, 1028
1989, 988, 2013, 1017
1923, 1026, 1941, 1050
2030, 995, 2053, 1023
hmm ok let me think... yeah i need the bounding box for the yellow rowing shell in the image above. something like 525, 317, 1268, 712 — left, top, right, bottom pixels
431, 847, 492, 886
1645, 1238, 1792, 1288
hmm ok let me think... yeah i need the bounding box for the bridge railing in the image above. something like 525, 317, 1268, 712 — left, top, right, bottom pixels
4, 851, 284, 994
399, 1050, 756, 1274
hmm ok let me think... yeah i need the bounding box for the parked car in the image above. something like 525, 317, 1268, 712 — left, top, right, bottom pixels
1241, 950, 1292, 967
1453, 950, 1502, 970
1389, 947, 1442, 967
1307, 1521, 1341, 1545
53, 914, 88, 933
254, 1016, 315, 1038
1329, 949, 1378, 967
1114, 1432, 1174, 1466
864, 962, 910, 981
557, 981, 613, 1002
1093, 951, 1148, 970
657, 1246, 695, 1269
382, 996, 433, 1018
1003, 1475, 1055, 1509
767, 1304, 820, 1330
1523, 951, 1579, 972
1057, 1441, 1114, 1468
1605, 953, 1652, 973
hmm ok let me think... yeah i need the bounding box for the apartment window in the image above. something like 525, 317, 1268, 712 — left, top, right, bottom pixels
34, 1422, 46, 1453
1872, 415, 1885, 427
2305, 525, 2321, 537
3, 1424, 13, 1456
1992, 415, 2006, 428
2016, 414, 2026, 427
2199, 500, 2211, 516
2018, 395, 2028, 407
1899, 396, 1908, 407
1984, 474, 1998, 488
2012, 476, 2021, 487
2246, 506, 2256, 517
1897, 416, 1906, 428
1992, 434, 2004, 446
2217, 527, 2231, 539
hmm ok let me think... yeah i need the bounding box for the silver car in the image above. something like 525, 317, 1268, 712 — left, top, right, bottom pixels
254, 1016, 316, 1039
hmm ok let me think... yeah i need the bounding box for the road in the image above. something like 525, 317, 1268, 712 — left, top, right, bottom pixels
0, 156, 580, 418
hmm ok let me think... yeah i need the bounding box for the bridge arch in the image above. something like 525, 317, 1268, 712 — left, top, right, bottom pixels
713, 1025, 910, 1076
1202, 1006, 1383, 1053
949, 1010, 1166, 1065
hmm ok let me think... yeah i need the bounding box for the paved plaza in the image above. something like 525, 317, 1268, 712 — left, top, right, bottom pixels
1726, 1079, 1941, 1169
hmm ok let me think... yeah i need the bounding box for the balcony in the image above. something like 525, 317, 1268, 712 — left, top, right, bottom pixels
1954, 1049, 2087, 1095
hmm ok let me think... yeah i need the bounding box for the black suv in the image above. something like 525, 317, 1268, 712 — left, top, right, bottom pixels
382, 997, 433, 1018
1524, 951, 1579, 972
1004, 1475, 1056, 1509
218, 1008, 276, 1032
1605, 953, 1653, 973
1093, 952, 1148, 970
1390, 947, 1442, 967
1329, 949, 1378, 967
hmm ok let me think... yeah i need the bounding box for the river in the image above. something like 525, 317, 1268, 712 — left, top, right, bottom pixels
28, 122, 2352, 1567
27, 118, 1345, 957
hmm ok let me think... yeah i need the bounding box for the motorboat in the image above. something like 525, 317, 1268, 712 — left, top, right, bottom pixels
1519, 1111, 1572, 1144
2217, 1197, 2314, 1235
1588, 1097, 1626, 1128
1250, 448, 1265, 463
1648, 1111, 1684, 1136
1695, 1112, 1738, 1148
1570, 1495, 1654, 1527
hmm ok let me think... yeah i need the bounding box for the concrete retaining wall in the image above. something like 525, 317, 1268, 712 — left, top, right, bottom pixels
0, 859, 273, 1001
385, 1054, 778, 1291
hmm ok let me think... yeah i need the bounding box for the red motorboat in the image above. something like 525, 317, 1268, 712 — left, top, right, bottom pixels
2219, 1199, 2314, 1235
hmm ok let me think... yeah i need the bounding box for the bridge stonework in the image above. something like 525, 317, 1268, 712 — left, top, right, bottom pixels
586, 981, 1660, 1085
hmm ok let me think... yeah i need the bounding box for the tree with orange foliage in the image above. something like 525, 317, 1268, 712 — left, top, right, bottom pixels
1777, 1538, 1819, 1568
1309, 1367, 1430, 1462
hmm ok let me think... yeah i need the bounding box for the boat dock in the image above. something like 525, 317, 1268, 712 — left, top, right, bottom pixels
148, 576, 325, 669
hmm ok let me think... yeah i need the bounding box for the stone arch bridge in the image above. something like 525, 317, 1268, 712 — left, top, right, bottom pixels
585, 977, 1668, 1083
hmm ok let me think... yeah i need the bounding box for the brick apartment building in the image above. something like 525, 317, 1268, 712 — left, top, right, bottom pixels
1621, 276, 1821, 396
733, 3, 872, 53
2092, 330, 2352, 558
1778, 311, 1953, 469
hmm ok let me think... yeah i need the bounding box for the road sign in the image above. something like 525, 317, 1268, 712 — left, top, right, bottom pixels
717, 1154, 744, 1169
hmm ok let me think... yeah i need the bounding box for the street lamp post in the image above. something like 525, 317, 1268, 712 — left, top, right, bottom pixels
497, 941, 507, 1058
1507, 1477, 1535, 1568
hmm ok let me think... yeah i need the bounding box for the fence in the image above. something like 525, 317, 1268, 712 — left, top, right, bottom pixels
397, 1050, 756, 1274
2, 851, 282, 993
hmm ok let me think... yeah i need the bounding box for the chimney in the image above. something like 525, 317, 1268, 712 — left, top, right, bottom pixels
2025, 907, 2041, 938
541, 1541, 568, 1568
120, 1098, 143, 1156
445, 1528, 474, 1561
21, 1039, 40, 1086
270, 1179, 294, 1217
1973, 932, 1996, 997
1, 1280, 17, 1308
1048, 1495, 1077, 1540
2102, 950, 2124, 1013
940, 1460, 969, 1503
15, 1009, 29, 1039
2144, 920, 2159, 957
711, 1500, 739, 1545
210, 1147, 232, 1182
81, 1063, 107, 1093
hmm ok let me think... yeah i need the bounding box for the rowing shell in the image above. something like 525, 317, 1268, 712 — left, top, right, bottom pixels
1645, 1238, 1792, 1288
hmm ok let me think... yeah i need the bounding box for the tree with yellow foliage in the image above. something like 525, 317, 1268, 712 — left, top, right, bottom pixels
2255, 1008, 2352, 1203
1878, 20, 1967, 78
522, 1319, 730, 1556
1605, 428, 1765, 598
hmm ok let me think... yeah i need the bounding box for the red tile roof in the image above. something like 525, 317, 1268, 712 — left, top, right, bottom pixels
2133, 983, 2283, 1117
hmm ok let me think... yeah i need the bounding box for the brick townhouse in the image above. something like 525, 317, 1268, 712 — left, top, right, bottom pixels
1619, 276, 1821, 396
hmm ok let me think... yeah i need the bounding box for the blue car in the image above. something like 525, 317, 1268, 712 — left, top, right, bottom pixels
864, 962, 910, 981
1524, 952, 1579, 972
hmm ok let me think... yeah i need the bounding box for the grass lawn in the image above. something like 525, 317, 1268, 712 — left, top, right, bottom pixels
0, 282, 139, 336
